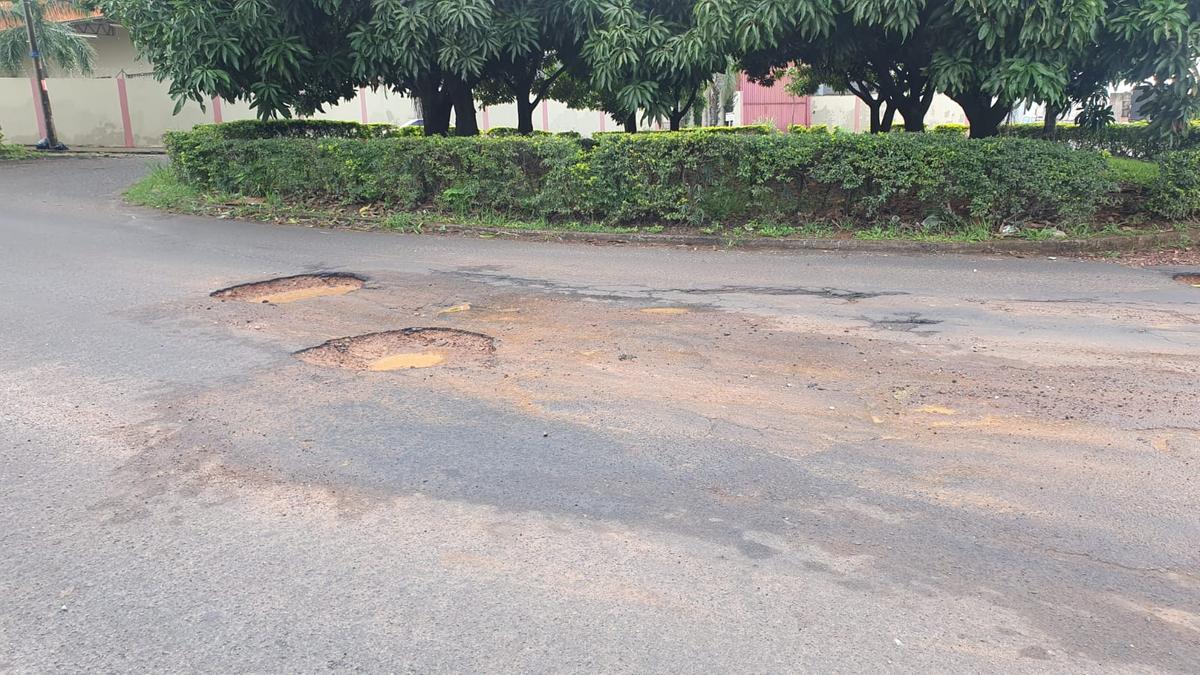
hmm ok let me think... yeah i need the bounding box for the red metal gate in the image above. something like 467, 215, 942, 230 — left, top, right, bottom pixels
738, 72, 812, 130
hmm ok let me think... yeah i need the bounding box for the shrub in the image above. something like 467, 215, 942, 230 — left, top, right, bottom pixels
1002, 121, 1200, 159
573, 133, 1112, 226
165, 127, 1116, 228
788, 124, 833, 134
931, 124, 969, 135
1148, 149, 1200, 219
166, 131, 582, 209
484, 127, 551, 137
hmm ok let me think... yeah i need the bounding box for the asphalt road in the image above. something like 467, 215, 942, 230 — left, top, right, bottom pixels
2, 157, 1198, 673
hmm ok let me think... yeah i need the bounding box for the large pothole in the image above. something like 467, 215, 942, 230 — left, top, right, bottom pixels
211, 273, 365, 304
1174, 273, 1200, 287
295, 328, 496, 371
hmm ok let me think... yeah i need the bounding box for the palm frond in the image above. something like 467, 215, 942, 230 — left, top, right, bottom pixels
0, 0, 96, 75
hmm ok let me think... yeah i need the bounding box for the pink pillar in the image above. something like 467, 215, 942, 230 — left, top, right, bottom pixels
29, 77, 47, 140
598, 111, 606, 132
541, 101, 550, 131
481, 106, 490, 130
359, 87, 368, 123
212, 96, 224, 123
853, 96, 862, 133
116, 74, 135, 148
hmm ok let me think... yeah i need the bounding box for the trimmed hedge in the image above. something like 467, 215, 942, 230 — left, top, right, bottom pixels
1148, 149, 1200, 219
166, 121, 1116, 227
1001, 122, 1200, 160
931, 124, 970, 135
788, 124, 834, 134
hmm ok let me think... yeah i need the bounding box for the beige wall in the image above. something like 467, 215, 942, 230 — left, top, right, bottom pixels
808, 93, 968, 131
0, 78, 38, 141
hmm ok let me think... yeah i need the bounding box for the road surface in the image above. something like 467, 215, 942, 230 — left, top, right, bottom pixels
2, 157, 1198, 672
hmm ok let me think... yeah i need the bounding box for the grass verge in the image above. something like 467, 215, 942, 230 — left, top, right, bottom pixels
0, 143, 35, 160
1106, 156, 1159, 188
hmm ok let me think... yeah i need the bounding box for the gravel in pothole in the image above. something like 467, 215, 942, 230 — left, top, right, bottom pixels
295, 328, 496, 371
211, 273, 365, 303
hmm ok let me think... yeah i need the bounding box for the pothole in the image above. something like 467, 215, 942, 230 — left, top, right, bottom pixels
211, 273, 365, 304
295, 328, 495, 371
1174, 273, 1200, 287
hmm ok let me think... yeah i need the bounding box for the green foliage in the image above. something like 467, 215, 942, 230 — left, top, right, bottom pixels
575, 132, 1113, 226
0, 1, 97, 76
1148, 149, 1200, 219
1002, 122, 1200, 159
195, 119, 414, 140
1075, 94, 1117, 132
931, 124, 969, 136
1106, 156, 1159, 189
788, 124, 833, 135
594, 125, 773, 138
123, 164, 207, 209
166, 128, 583, 211
167, 126, 1118, 230
0, 126, 33, 159
485, 127, 550, 137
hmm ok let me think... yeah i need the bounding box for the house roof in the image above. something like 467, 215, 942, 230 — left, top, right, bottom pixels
0, 3, 103, 30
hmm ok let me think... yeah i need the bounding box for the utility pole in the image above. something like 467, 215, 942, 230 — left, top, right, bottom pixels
21, 0, 62, 150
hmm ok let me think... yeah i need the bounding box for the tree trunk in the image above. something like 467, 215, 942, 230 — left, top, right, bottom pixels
669, 110, 685, 131
898, 105, 926, 132
866, 99, 882, 134
422, 93, 452, 136
623, 113, 637, 133
516, 97, 535, 135
1043, 104, 1060, 138
453, 87, 478, 136
881, 103, 897, 132
955, 92, 1011, 138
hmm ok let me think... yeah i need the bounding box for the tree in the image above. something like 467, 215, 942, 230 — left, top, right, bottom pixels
741, 2, 940, 133
106, 0, 534, 135
930, 0, 1200, 138
582, 0, 808, 131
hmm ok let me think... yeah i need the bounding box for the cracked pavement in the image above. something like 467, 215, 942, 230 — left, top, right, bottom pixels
1, 157, 1199, 672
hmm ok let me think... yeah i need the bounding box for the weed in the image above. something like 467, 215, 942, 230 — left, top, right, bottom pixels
124, 165, 209, 211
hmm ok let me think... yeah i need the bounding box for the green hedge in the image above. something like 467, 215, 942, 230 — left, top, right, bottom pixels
1148, 149, 1200, 218
1001, 122, 1200, 160
931, 124, 970, 135
166, 122, 1116, 227
788, 124, 834, 134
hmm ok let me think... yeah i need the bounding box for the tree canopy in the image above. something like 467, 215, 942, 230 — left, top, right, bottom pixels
103, 0, 1200, 138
